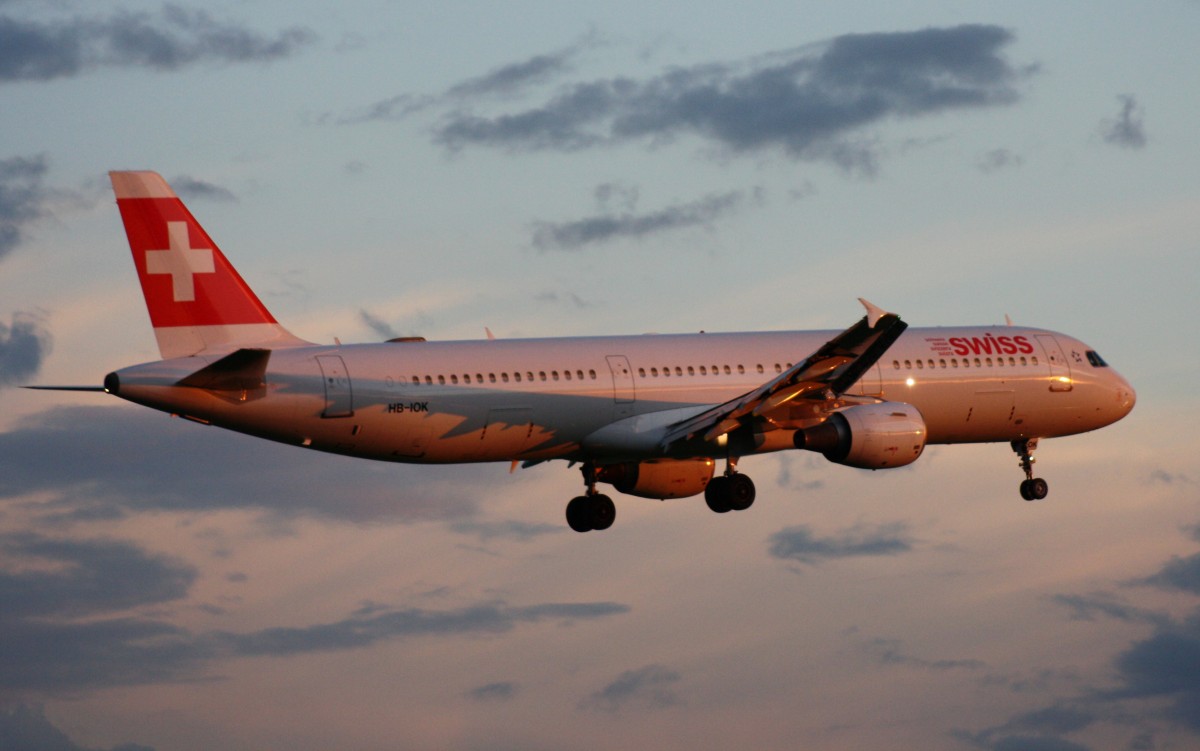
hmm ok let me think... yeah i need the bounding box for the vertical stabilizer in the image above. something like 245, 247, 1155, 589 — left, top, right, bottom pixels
110, 171, 310, 359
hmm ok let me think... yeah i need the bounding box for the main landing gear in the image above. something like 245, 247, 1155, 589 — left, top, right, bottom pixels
704, 457, 756, 514
1012, 438, 1049, 501
566, 463, 616, 533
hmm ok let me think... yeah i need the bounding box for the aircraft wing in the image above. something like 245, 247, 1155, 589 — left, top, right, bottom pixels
659, 299, 907, 449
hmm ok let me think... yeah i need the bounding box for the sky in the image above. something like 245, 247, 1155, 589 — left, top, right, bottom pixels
1, 1, 1198, 749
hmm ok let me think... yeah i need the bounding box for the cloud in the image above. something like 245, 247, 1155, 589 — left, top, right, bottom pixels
1137, 553, 1200, 595
767, 522, 915, 564
531, 190, 745, 250
579, 664, 682, 713
169, 175, 236, 203
0, 406, 489, 524
219, 601, 629, 657
0, 704, 156, 751
977, 147, 1023, 173
1052, 592, 1170, 627
1109, 617, 1200, 731
0, 5, 314, 83
1100, 94, 1147, 149
0, 528, 629, 695
391, 25, 1026, 171
0, 309, 51, 386
339, 33, 600, 123
0, 154, 50, 259
359, 308, 398, 340
0, 533, 195, 620
867, 637, 986, 671
448, 519, 562, 542
467, 681, 518, 702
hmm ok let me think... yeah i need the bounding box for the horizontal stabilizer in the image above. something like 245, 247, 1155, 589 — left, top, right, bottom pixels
23, 385, 106, 392
176, 348, 271, 391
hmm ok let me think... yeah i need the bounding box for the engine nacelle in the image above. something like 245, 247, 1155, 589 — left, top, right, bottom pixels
597, 458, 716, 500
794, 402, 927, 469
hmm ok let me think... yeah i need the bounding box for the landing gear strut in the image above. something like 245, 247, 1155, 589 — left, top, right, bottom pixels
704, 456, 756, 514
1012, 438, 1049, 501
566, 463, 616, 533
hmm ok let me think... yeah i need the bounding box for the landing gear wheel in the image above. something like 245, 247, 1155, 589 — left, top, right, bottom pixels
1020, 478, 1048, 501
705, 476, 732, 513
727, 473, 756, 511
566, 495, 593, 532
591, 494, 616, 531
565, 493, 617, 532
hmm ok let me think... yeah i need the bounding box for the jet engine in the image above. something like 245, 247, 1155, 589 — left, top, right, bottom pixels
794, 403, 926, 469
597, 458, 716, 499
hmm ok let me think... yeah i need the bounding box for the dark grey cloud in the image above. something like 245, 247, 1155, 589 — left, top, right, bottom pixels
0, 154, 50, 259
1100, 94, 1146, 149
0, 526, 629, 695
0, 5, 314, 83
579, 664, 682, 713
359, 308, 398, 340
220, 601, 629, 657
531, 190, 744, 250
449, 519, 562, 542
0, 704, 156, 751
169, 175, 236, 203
767, 522, 914, 564
467, 681, 518, 702
339, 34, 599, 124
0, 309, 51, 386
1137, 553, 1200, 595
0, 405, 487, 523
868, 637, 986, 671
977, 147, 1023, 173
1108, 615, 1200, 730
0, 533, 194, 620
394, 25, 1026, 171
1052, 592, 1170, 627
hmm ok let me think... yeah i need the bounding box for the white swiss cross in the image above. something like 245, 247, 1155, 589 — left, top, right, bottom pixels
145, 221, 215, 302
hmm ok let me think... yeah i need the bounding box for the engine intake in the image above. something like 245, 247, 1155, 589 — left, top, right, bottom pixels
795, 402, 926, 469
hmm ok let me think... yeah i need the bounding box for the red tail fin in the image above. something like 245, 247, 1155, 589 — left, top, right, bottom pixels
110, 171, 309, 358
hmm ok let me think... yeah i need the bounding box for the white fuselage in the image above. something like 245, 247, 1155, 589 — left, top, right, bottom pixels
109, 325, 1136, 465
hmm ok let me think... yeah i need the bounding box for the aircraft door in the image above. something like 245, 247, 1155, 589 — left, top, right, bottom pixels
606, 355, 636, 419
1036, 335, 1074, 392
316, 355, 354, 417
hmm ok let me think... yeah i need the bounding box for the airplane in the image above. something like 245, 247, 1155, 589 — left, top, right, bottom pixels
31, 171, 1137, 532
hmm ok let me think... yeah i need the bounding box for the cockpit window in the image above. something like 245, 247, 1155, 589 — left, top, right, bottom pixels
1086, 350, 1109, 367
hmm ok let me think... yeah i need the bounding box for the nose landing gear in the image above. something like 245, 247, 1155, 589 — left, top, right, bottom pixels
1012, 439, 1049, 501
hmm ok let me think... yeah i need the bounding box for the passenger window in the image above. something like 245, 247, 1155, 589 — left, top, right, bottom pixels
939, 359, 946, 368
450, 375, 459, 384
985, 358, 993, 367
699, 365, 707, 375
688, 366, 696, 376
904, 360, 912, 369
1020, 357, 1027, 366
951, 359, 959, 368
564, 370, 572, 381
1031, 357, 1038, 366
756, 364, 764, 374
501, 373, 509, 383
974, 358, 982, 367
776, 363, 783, 373
675, 366, 683, 376
438, 375, 446, 384
724, 365, 731, 375
514, 372, 522, 382
893, 360, 900, 369
737, 364, 745, 375
552, 371, 559, 381
589, 370, 596, 379
539, 372, 547, 381
916, 360, 924, 370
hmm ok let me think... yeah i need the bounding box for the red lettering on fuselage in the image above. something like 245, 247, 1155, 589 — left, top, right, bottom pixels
948, 334, 1035, 356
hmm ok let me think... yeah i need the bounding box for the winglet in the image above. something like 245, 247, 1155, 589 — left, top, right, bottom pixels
858, 298, 890, 329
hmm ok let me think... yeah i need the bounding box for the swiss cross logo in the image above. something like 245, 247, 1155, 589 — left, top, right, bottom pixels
145, 221, 215, 302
